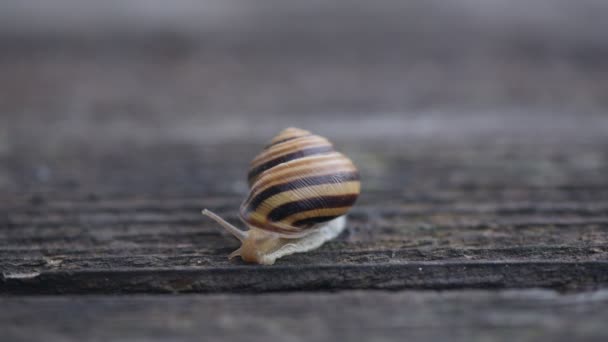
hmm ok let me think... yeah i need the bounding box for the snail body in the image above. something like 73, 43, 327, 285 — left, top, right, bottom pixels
202, 127, 360, 265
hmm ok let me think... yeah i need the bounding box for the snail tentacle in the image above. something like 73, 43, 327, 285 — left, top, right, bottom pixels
202, 209, 248, 242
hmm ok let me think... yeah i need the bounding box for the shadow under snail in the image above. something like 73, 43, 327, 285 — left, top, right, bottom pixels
202, 127, 361, 265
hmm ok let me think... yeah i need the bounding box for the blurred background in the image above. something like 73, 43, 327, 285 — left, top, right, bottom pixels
3, 4, 608, 340
1, 0, 607, 196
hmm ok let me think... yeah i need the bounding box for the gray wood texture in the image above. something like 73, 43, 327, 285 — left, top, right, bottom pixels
2, 50, 608, 294
2, 111, 607, 293
1, 1, 608, 340
3, 290, 608, 342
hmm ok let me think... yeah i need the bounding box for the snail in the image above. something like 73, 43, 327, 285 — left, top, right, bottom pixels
202, 127, 360, 265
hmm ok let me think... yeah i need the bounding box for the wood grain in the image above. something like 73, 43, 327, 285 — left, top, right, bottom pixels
2, 3, 608, 342
1, 0, 608, 295
3, 290, 608, 342
2, 134, 607, 293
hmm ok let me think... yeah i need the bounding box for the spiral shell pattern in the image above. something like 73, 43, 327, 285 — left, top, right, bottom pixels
239, 128, 360, 236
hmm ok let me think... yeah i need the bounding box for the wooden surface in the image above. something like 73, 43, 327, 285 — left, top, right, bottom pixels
2, 115, 608, 294
3, 290, 608, 342
2, 1, 608, 340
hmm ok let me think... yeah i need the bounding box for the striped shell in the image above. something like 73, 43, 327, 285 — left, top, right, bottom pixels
239, 128, 360, 236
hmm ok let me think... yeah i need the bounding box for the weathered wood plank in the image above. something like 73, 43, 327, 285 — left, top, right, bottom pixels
2, 117, 608, 293
3, 262, 608, 294
1, 2, 608, 294
3, 290, 608, 342
2, 185, 608, 293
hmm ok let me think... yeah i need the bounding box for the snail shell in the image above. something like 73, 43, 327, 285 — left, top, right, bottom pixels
203, 127, 360, 265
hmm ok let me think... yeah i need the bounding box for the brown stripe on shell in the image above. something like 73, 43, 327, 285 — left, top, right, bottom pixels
239, 180, 360, 235
268, 127, 311, 145
292, 215, 340, 227
242, 180, 360, 220
248, 152, 352, 195
250, 134, 333, 169
282, 206, 355, 226
263, 133, 312, 150
247, 145, 334, 186
242, 171, 360, 215
267, 194, 359, 222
